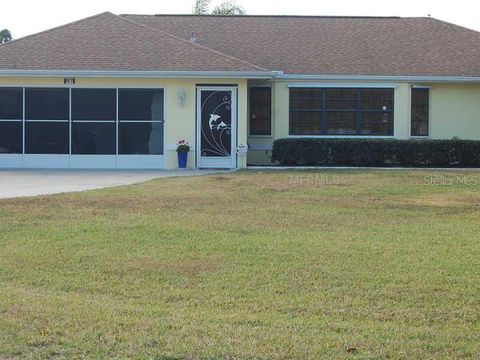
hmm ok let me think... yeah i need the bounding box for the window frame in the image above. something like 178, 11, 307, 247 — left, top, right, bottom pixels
410, 87, 430, 138
288, 86, 395, 138
249, 86, 272, 137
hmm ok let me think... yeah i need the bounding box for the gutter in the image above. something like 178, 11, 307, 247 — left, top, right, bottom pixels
275, 74, 480, 83
0, 70, 277, 79
1, 70, 479, 83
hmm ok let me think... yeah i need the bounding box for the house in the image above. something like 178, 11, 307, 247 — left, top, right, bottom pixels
0, 12, 479, 169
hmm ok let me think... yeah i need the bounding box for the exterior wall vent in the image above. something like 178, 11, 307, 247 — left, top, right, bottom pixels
190, 32, 198, 43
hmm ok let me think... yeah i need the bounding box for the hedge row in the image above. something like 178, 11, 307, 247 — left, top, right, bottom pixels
271, 139, 480, 167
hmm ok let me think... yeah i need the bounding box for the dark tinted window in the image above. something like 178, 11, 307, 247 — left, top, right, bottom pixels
72, 89, 116, 121
289, 88, 394, 136
0, 88, 23, 120
25, 88, 69, 120
250, 87, 272, 135
290, 111, 322, 135
290, 88, 323, 110
25, 122, 69, 154
119, 123, 163, 155
360, 112, 394, 135
0, 122, 22, 153
326, 111, 356, 135
72, 123, 116, 155
326, 89, 357, 110
362, 89, 394, 110
411, 88, 429, 136
119, 89, 164, 121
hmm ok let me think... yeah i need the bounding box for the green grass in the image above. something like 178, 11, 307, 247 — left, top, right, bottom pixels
1, 170, 480, 359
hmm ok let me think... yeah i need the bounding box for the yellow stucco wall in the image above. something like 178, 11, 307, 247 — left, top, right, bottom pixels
0, 77, 248, 169
246, 81, 480, 165
429, 84, 480, 140
1, 77, 479, 168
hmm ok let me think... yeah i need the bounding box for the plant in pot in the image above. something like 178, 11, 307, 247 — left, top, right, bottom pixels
176, 139, 190, 168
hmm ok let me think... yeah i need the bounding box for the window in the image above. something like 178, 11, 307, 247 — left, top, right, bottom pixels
71, 89, 116, 155
118, 89, 164, 154
325, 89, 357, 135
289, 88, 394, 136
411, 88, 429, 137
0, 88, 23, 153
250, 87, 271, 135
290, 88, 323, 135
25, 88, 69, 154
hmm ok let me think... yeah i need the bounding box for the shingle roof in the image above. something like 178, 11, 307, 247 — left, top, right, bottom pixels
1, 12, 479, 77
0, 12, 266, 72
124, 14, 480, 77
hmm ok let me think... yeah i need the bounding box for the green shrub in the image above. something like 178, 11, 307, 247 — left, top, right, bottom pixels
271, 139, 480, 167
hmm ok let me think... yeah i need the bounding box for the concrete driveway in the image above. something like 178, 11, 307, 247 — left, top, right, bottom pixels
0, 169, 219, 199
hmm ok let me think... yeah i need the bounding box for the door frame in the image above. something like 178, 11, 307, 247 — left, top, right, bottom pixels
196, 86, 238, 169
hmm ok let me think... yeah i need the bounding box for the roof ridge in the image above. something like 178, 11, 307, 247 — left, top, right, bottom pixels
122, 14, 402, 19
118, 14, 269, 72
0, 11, 114, 48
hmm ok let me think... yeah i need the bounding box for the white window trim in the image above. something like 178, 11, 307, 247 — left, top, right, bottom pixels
288, 83, 399, 89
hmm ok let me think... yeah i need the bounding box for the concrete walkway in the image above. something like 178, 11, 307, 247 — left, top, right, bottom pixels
0, 169, 220, 199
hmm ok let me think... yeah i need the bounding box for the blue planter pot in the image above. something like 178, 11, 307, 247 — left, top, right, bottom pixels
177, 151, 188, 168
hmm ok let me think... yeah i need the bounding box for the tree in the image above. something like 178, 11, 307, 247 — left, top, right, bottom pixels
193, 0, 211, 15
0, 29, 12, 44
212, 1, 246, 15
192, 0, 246, 15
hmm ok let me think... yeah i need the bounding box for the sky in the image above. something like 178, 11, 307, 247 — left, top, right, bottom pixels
1, 0, 480, 39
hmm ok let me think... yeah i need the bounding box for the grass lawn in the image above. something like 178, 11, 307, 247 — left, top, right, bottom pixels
1, 170, 480, 359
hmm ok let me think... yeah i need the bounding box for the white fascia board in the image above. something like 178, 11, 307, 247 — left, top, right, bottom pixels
2, 70, 480, 83
276, 74, 480, 83
0, 70, 276, 79
288, 83, 398, 88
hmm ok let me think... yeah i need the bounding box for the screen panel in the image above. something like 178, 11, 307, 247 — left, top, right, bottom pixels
72, 123, 116, 155
25, 88, 69, 120
25, 122, 69, 154
0, 88, 23, 120
72, 89, 116, 121
118, 89, 164, 121
0, 122, 22, 154
118, 122, 163, 155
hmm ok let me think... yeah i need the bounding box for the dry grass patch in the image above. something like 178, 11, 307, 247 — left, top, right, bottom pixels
0, 170, 480, 359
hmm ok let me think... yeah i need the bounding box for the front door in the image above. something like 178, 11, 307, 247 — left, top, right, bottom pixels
196, 87, 237, 168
